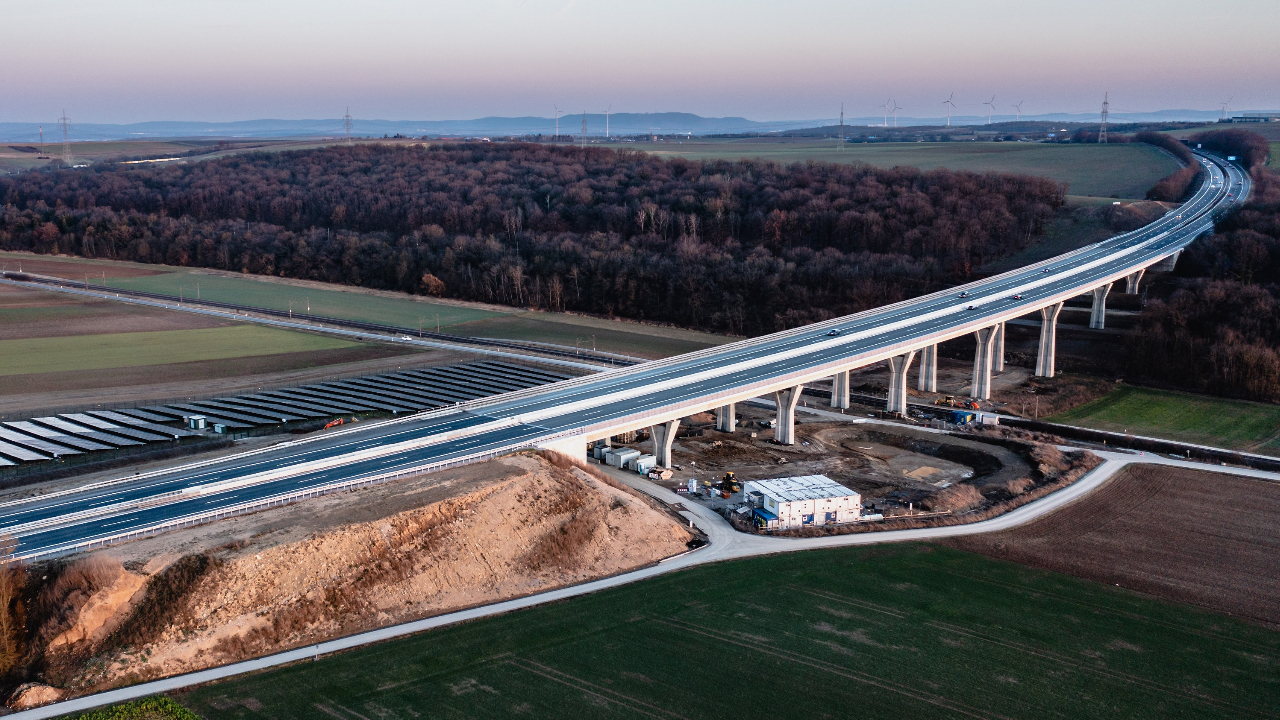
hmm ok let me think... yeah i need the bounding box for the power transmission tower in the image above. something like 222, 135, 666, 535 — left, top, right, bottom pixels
1098, 92, 1109, 144
343, 107, 353, 146
838, 103, 844, 151
58, 110, 71, 166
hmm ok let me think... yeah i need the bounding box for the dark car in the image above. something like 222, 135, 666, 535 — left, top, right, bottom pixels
826, 329, 841, 337
957, 291, 970, 298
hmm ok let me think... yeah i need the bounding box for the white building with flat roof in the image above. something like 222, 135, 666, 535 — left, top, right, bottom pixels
743, 475, 860, 530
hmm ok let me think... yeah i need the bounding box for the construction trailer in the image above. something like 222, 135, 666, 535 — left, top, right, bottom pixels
605, 447, 641, 469
743, 475, 861, 530
629, 453, 657, 475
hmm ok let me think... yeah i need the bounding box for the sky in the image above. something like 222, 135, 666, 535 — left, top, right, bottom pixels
3, 0, 1278, 123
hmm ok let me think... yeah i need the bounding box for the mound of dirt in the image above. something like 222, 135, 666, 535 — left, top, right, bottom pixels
28, 453, 691, 699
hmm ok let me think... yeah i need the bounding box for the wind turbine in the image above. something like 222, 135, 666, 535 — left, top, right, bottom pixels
891, 100, 902, 127
984, 96, 997, 125
1011, 101, 1023, 121
605, 104, 611, 138
880, 99, 891, 127
1221, 96, 1233, 119
942, 93, 956, 127
554, 105, 560, 141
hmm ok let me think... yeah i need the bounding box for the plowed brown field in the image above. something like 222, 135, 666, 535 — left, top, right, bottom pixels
949, 463, 1280, 626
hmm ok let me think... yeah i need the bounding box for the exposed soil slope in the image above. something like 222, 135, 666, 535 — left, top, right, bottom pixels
12, 453, 691, 704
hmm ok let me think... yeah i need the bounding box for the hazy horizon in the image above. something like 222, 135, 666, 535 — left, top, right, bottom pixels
4, 0, 1278, 125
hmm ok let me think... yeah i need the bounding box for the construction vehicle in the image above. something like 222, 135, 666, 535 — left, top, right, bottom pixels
323, 418, 345, 430
933, 395, 980, 410
720, 471, 741, 493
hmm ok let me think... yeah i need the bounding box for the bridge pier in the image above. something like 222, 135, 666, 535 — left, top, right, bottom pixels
715, 404, 736, 432
1154, 250, 1181, 272
993, 322, 1006, 372
830, 371, 850, 409
773, 385, 804, 445
1125, 268, 1145, 294
971, 326, 998, 400
886, 351, 916, 415
650, 419, 681, 468
1089, 284, 1111, 330
1036, 302, 1063, 377
917, 344, 938, 392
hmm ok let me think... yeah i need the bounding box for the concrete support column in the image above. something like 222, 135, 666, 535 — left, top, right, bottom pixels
917, 344, 938, 392
971, 326, 998, 400
773, 385, 804, 445
715, 404, 736, 433
1090, 283, 1111, 330
1125, 268, 1146, 294
1155, 250, 1182, 272
886, 351, 917, 415
830, 371, 850, 409
1036, 302, 1063, 378
993, 322, 1006, 372
650, 419, 681, 468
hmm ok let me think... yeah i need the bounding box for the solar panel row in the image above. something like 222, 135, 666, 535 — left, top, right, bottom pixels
0, 362, 570, 466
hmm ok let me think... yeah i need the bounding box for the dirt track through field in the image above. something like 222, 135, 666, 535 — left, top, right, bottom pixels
948, 463, 1280, 626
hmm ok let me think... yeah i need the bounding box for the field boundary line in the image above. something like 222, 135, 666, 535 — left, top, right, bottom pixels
927, 620, 1276, 718
930, 566, 1280, 654
655, 617, 1007, 720
788, 586, 909, 618
507, 658, 691, 720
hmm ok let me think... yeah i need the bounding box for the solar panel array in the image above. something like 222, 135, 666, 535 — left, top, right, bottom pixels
0, 362, 569, 467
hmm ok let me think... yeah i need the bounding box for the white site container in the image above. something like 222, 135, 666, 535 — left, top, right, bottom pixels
606, 448, 641, 468
593, 445, 607, 460
743, 475, 861, 530
186, 415, 207, 430
630, 454, 657, 474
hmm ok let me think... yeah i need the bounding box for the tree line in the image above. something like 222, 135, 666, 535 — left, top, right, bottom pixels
0, 144, 1064, 335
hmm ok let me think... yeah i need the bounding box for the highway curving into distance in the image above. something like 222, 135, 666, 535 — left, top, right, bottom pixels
0, 151, 1251, 560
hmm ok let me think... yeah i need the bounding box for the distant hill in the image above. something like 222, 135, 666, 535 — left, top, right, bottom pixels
0, 109, 1267, 143
0, 113, 823, 143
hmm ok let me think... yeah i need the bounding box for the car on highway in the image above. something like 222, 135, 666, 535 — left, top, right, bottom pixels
1042, 268, 1051, 273
966, 304, 979, 310
826, 329, 841, 337
1009, 294, 1023, 300
957, 291, 970, 298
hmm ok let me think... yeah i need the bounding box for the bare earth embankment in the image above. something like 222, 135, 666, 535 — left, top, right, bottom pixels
949, 463, 1280, 626
3, 453, 693, 709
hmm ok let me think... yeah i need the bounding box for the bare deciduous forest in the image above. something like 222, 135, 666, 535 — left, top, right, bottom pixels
1126, 130, 1280, 399
0, 143, 1063, 334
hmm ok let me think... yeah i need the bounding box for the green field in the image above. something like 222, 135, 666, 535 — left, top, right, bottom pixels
176, 544, 1278, 719
1270, 142, 1279, 169
628, 139, 1179, 200
104, 273, 504, 330
1050, 385, 1280, 452
0, 325, 357, 376
2, 251, 732, 359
